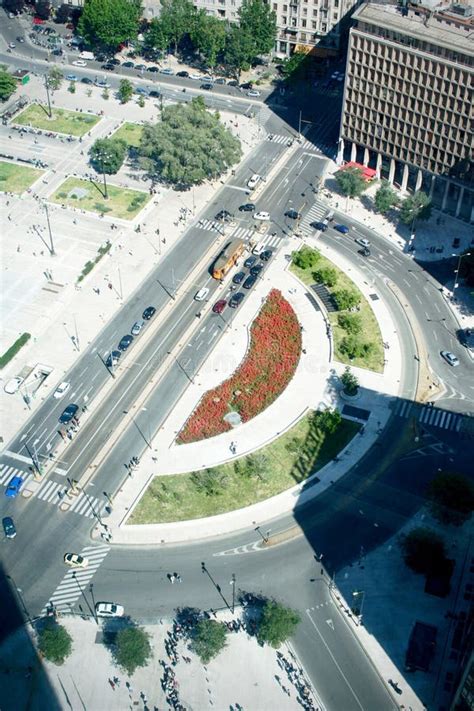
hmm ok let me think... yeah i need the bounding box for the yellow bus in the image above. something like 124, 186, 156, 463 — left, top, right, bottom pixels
212, 239, 246, 280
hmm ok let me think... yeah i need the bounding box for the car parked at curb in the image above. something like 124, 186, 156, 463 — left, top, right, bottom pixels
106, 350, 121, 368
260, 249, 273, 262
81, 77, 93, 84
250, 262, 264, 276
142, 306, 156, 320
243, 274, 257, 289
244, 255, 257, 269
66, 74, 78, 82
232, 271, 245, 285
72, 59, 87, 67
122, 61, 135, 68
229, 292, 245, 308
118, 334, 134, 351
177, 70, 189, 78
59, 403, 79, 424
160, 67, 174, 75
5, 476, 24, 499
247, 89, 261, 97
131, 320, 145, 336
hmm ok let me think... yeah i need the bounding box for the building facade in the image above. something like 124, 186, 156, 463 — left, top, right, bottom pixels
338, 1, 474, 221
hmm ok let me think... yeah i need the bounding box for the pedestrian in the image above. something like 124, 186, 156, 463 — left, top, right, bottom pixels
175, 573, 182, 583
17, 245, 20, 252
113, 676, 120, 686
108, 678, 116, 690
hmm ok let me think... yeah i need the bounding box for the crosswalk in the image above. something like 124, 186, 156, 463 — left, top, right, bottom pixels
299, 202, 329, 236
394, 401, 463, 433
41, 544, 111, 616
0, 463, 34, 489
195, 221, 283, 249
264, 133, 324, 154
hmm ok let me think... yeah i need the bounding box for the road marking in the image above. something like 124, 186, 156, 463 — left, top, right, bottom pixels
326, 619, 334, 630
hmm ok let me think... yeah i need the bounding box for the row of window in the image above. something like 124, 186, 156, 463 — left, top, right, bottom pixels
345, 84, 471, 116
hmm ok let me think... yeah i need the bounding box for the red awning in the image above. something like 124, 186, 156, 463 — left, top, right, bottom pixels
342, 162, 377, 181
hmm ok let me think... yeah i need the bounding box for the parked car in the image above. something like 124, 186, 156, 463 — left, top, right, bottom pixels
118, 334, 134, 352
131, 320, 145, 336
135, 86, 149, 95
243, 274, 257, 289
239, 203, 255, 212
247, 89, 261, 97
227, 80, 239, 87
81, 77, 93, 84
122, 61, 135, 68
254, 211, 270, 221
244, 255, 257, 269
190, 72, 203, 80
149, 89, 161, 98
95, 602, 125, 618
135, 64, 146, 71
232, 271, 246, 285
147, 66, 159, 73
142, 306, 156, 320
53, 381, 71, 399
2, 516, 16, 539
72, 59, 87, 67
160, 67, 174, 75
212, 300, 227, 314
66, 74, 78, 82
214, 77, 226, 84
64, 553, 89, 568
250, 262, 264, 276
102, 63, 115, 71
59, 403, 79, 424
201, 82, 213, 90
334, 224, 349, 234
229, 292, 245, 308
5, 476, 24, 499
4, 376, 24, 394
440, 350, 459, 367
195, 287, 209, 301
260, 249, 273, 262
240, 82, 253, 89
176, 70, 189, 78
106, 350, 121, 368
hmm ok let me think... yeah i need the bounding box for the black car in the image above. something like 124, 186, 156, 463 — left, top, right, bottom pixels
81, 77, 93, 84
59, 403, 79, 424
149, 90, 161, 98
359, 246, 371, 257
106, 350, 122, 368
310, 221, 328, 232
239, 203, 255, 212
102, 63, 115, 71
227, 79, 239, 87
285, 209, 300, 219
109, 58, 120, 65
142, 306, 156, 320
244, 255, 257, 269
243, 274, 257, 290
201, 82, 213, 90
229, 292, 245, 308
260, 249, 273, 262
118, 334, 134, 351
135, 64, 146, 71
215, 209, 233, 222
232, 271, 246, 285
147, 66, 159, 72
250, 262, 264, 276
122, 61, 135, 68
240, 81, 253, 89
2, 516, 16, 539
177, 70, 189, 78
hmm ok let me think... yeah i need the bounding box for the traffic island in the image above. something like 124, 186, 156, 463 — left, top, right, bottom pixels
13, 104, 100, 136
0, 160, 44, 193
50, 178, 151, 220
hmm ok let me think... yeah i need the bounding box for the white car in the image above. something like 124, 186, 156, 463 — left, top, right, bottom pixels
195, 287, 210, 301
440, 350, 459, 367
4, 376, 24, 394
247, 89, 261, 97
355, 237, 370, 249
95, 602, 125, 618
72, 60, 87, 67
64, 553, 89, 568
190, 73, 203, 80
254, 211, 270, 221
247, 174, 260, 190
53, 381, 71, 399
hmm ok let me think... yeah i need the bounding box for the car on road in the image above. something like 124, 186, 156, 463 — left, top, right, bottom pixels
4, 376, 24, 394
201, 82, 213, 90
227, 80, 239, 87
72, 59, 87, 67
94, 79, 110, 88
106, 350, 121, 368
147, 66, 159, 73
247, 174, 260, 190
2, 516, 16, 539
135, 64, 146, 71
8, 42, 16, 49
310, 221, 328, 232
81, 77, 93, 84
102, 62, 116, 71
95, 602, 125, 618
285, 209, 300, 219
190, 72, 203, 80
64, 553, 89, 568
355, 237, 370, 248
215, 209, 233, 222
142, 306, 156, 320
195, 287, 209, 301
232, 271, 246, 285
17, 36, 25, 43
212, 299, 227, 314
240, 82, 253, 90
229, 292, 245, 308
118, 334, 134, 351
53, 381, 71, 399
359, 246, 371, 257
66, 74, 78, 82
122, 61, 135, 68
135, 86, 149, 95
131, 320, 145, 336
254, 211, 270, 221
59, 403, 79, 424
239, 203, 255, 212
160, 67, 174, 75
440, 350, 459, 367
149, 90, 161, 98
244, 255, 257, 269
5, 475, 25, 499
260, 249, 273, 262
215, 78, 226, 85
243, 274, 257, 289
177, 70, 189, 78
250, 262, 264, 276
334, 224, 349, 234
247, 89, 261, 97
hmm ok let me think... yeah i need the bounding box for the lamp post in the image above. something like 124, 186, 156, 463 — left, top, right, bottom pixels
201, 562, 232, 613
43, 201, 55, 256
453, 252, 471, 293
255, 526, 270, 543
7, 575, 33, 626
72, 572, 98, 625
94, 150, 112, 199
351, 589, 365, 622
230, 573, 236, 615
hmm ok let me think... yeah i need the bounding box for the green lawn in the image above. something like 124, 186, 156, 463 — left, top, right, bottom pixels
50, 177, 151, 220
14, 104, 100, 136
128, 412, 360, 524
291, 255, 384, 372
0, 161, 43, 193
111, 122, 144, 148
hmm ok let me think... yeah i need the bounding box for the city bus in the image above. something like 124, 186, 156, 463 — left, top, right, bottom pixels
212, 239, 246, 280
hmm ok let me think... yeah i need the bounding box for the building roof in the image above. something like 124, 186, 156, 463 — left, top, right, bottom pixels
353, 2, 474, 56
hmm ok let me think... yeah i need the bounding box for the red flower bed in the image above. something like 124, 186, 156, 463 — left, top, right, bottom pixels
178, 289, 301, 443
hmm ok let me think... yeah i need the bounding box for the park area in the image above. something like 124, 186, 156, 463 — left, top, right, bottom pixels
13, 105, 100, 136
112, 122, 144, 148
50, 177, 151, 219
0, 161, 43, 193
129, 410, 359, 523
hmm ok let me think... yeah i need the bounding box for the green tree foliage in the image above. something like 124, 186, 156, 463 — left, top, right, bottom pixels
144, 18, 169, 54
374, 181, 399, 214
0, 70, 17, 102
399, 527, 446, 575
399, 191, 432, 226
192, 619, 227, 663
339, 336, 373, 360
35, 0, 52, 20
55, 4, 71, 23
47, 66, 64, 91
313, 266, 337, 287
427, 472, 474, 526
191, 468, 227, 496
138, 95, 145, 108
89, 137, 127, 174
257, 600, 300, 648
340, 366, 359, 396
38, 621, 73, 665
292, 247, 320, 270
238, 0, 277, 56
68, 81, 76, 94
114, 626, 152, 674
190, 11, 226, 68
158, 0, 195, 53
118, 78, 133, 103
333, 289, 360, 311
312, 409, 342, 434
337, 313, 362, 335
4, 0, 25, 13
280, 51, 311, 81
139, 97, 242, 187
78, 0, 142, 53
285, 436, 303, 454
335, 167, 367, 199
224, 25, 254, 76
235, 452, 268, 481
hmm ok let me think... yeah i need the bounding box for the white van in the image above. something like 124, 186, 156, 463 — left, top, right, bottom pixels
195, 287, 209, 301
252, 241, 266, 255
247, 174, 260, 190
80, 51, 95, 60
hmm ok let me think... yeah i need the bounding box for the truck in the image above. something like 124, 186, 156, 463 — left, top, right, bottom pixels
79, 51, 95, 60
212, 239, 246, 280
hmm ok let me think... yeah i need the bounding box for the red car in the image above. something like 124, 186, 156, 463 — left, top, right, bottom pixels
213, 300, 227, 314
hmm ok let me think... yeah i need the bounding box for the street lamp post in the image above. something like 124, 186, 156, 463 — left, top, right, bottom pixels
7, 576, 33, 626
230, 573, 236, 615
43, 201, 56, 256
255, 526, 270, 543
72, 572, 98, 625
201, 562, 232, 614
453, 252, 471, 293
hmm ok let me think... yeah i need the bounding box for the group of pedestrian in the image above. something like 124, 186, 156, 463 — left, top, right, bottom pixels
168, 572, 182, 584
276, 651, 317, 711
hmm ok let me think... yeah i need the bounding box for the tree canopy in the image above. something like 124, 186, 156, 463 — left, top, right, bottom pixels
0, 70, 17, 102
192, 619, 227, 663
374, 181, 399, 214
190, 11, 226, 68
78, 0, 142, 53
114, 626, 152, 674
335, 167, 367, 199
238, 0, 277, 57
118, 78, 133, 103
89, 137, 127, 174
399, 191, 432, 226
38, 621, 73, 665
427, 472, 474, 526
157, 0, 195, 53
399, 527, 446, 575
139, 97, 241, 187
47, 66, 64, 91
223, 25, 254, 75
257, 600, 300, 648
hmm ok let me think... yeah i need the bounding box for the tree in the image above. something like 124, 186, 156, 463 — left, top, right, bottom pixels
340, 367, 359, 396
333, 289, 360, 311
313, 266, 337, 287
427, 472, 474, 526
144, 18, 169, 54
374, 181, 399, 214
236, 452, 268, 481
338, 313, 362, 335
190, 468, 227, 496
340, 336, 373, 360
38, 621, 72, 665
313, 409, 342, 434
68, 81, 76, 94
89, 137, 127, 174
335, 167, 367, 199
114, 626, 152, 674
238, 0, 277, 57
47, 66, 64, 91
399, 191, 432, 227
78, 0, 142, 53
35, 0, 52, 20
292, 247, 320, 270
55, 4, 71, 23
158, 0, 195, 54
223, 25, 254, 76
4, 0, 25, 14
138, 95, 145, 108
399, 527, 446, 575
280, 51, 311, 81
0, 70, 17, 102
257, 600, 300, 648
139, 97, 242, 187
192, 619, 227, 663
118, 78, 133, 103
190, 11, 226, 68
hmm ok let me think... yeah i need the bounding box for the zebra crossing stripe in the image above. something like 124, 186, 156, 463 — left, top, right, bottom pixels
36, 480, 60, 501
